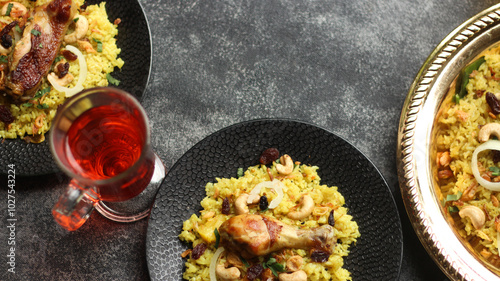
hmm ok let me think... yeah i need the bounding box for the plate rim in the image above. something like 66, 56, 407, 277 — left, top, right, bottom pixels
397, 3, 500, 280
131, 0, 153, 103
146, 117, 403, 280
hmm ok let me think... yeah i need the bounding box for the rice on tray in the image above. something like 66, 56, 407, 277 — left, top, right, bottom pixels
436, 44, 500, 266
179, 154, 360, 281
0, 0, 123, 142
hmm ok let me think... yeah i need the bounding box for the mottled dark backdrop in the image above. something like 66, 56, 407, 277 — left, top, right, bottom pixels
2, 0, 499, 280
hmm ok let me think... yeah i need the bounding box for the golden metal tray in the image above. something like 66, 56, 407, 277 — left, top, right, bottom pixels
397, 3, 500, 281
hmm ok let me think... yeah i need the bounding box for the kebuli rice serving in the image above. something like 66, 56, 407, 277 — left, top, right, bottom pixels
436, 43, 500, 267
0, 0, 123, 143
179, 151, 360, 281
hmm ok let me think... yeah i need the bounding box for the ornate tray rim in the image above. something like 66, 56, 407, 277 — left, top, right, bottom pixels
397, 3, 500, 281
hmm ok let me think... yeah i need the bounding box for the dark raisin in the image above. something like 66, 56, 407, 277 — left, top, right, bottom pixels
260, 148, 279, 165
221, 197, 230, 215
486, 92, 500, 115
57, 62, 70, 78
0, 104, 14, 125
494, 151, 500, 163
310, 249, 331, 263
79, 2, 88, 11
191, 243, 207, 260
62, 50, 78, 61
246, 264, 264, 280
259, 195, 268, 211
1, 34, 12, 49
0, 21, 17, 51
328, 210, 335, 227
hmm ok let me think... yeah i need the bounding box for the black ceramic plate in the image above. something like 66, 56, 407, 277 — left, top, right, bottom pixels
146, 119, 403, 280
0, 0, 152, 176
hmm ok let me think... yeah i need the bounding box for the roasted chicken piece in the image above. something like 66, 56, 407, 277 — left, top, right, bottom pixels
4, 0, 76, 101
218, 214, 336, 258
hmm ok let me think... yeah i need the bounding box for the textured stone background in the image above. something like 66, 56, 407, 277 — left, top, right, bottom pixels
2, 0, 500, 280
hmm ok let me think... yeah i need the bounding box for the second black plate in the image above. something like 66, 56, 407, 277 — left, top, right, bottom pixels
146, 119, 403, 280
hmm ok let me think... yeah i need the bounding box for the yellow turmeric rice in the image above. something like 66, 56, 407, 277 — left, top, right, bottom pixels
179, 157, 360, 280
436, 43, 500, 267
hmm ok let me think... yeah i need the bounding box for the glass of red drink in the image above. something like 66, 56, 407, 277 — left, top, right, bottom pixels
50, 87, 165, 231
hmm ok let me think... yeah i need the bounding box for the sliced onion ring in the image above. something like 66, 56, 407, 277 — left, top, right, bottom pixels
247, 179, 285, 209
209, 247, 225, 281
48, 45, 87, 97
471, 140, 500, 191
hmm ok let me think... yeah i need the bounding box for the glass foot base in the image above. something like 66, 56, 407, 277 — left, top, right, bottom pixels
94, 153, 165, 223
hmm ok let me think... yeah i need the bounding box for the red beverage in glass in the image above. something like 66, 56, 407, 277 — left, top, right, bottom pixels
50, 87, 164, 231
63, 104, 154, 201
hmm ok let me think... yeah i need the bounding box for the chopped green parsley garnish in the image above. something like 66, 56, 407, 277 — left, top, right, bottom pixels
37, 104, 49, 109
106, 73, 120, 86
239, 256, 249, 268
5, 3, 13, 16
490, 166, 500, 176
34, 87, 51, 99
445, 192, 462, 203
454, 56, 486, 104
263, 258, 285, 277
213, 228, 220, 249
14, 25, 21, 34
93, 38, 103, 52
53, 56, 64, 64
31, 29, 41, 36
0, 55, 8, 63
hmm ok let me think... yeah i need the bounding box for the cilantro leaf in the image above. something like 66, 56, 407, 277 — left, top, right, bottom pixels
214, 228, 220, 249
5, 3, 13, 16
33, 87, 51, 99
263, 258, 285, 277
106, 73, 120, 86
31, 29, 41, 36
490, 166, 500, 176
93, 38, 103, 52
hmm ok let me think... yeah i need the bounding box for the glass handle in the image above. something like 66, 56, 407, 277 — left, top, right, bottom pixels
52, 180, 99, 231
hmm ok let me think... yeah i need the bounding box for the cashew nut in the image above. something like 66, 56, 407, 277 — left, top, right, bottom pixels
48, 72, 74, 87
1, 2, 27, 18
216, 263, 240, 280
64, 15, 89, 43
226, 252, 244, 269
279, 270, 307, 281
287, 194, 314, 220
235, 193, 259, 215
286, 255, 303, 272
277, 154, 294, 175
459, 205, 486, 229
76, 39, 96, 53
478, 123, 500, 142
